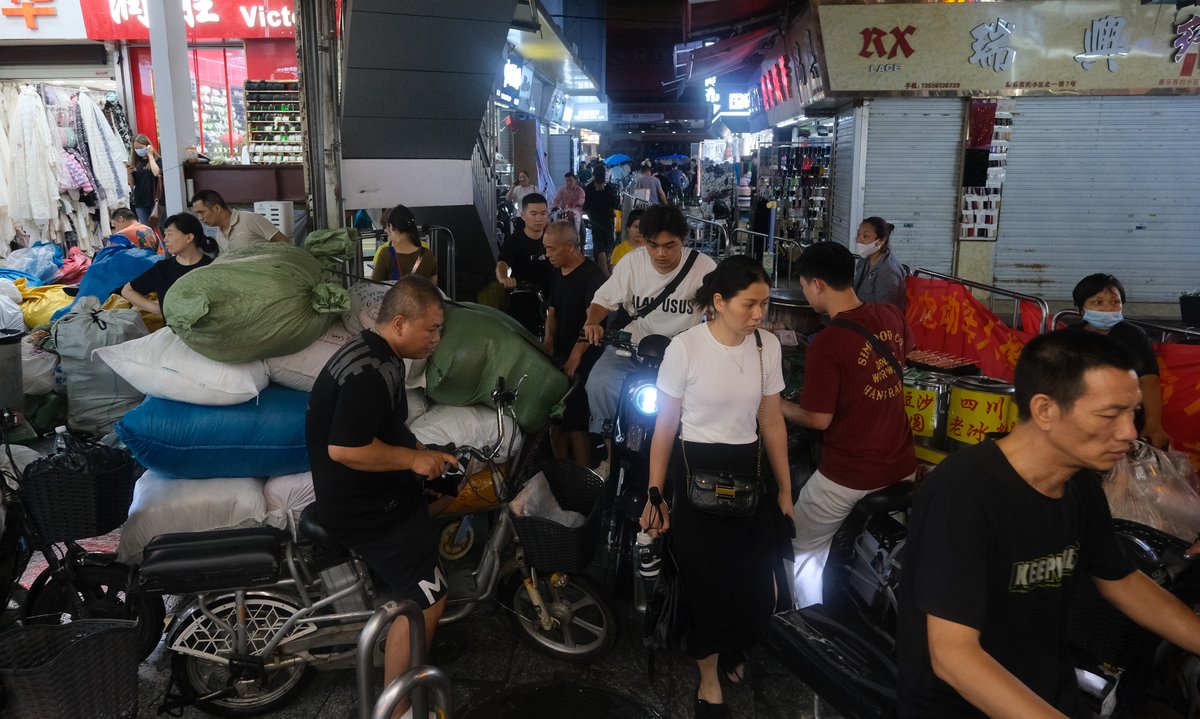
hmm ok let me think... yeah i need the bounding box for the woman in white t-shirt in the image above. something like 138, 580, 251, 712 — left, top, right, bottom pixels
641, 255, 793, 717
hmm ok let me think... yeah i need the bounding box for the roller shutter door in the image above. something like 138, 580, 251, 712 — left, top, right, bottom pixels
993, 96, 1200, 302
862, 98, 964, 274
830, 103, 857, 246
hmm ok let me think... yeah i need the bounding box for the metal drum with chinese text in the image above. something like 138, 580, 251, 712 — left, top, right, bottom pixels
946, 376, 1018, 451
903, 370, 955, 452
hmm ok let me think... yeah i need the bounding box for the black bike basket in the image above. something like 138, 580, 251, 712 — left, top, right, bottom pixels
510, 460, 605, 573
19, 435, 138, 544
0, 619, 140, 719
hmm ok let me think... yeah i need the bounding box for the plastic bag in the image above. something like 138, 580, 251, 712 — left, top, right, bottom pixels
52, 237, 164, 322
53, 246, 91, 285
19, 432, 138, 543
0, 279, 21, 305
14, 279, 73, 329
2, 242, 63, 283
1103, 441, 1200, 541
509, 471, 585, 528
0, 296, 22, 335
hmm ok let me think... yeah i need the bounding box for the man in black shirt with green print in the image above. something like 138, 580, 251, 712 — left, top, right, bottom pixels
305, 275, 456, 719
898, 329, 1200, 719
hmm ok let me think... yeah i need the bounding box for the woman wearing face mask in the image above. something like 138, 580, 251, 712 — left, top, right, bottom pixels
1072, 274, 1170, 449
851, 216, 906, 310
127, 133, 162, 228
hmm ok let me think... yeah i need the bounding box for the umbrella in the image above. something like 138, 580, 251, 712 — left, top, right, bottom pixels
655, 153, 688, 163
604, 153, 632, 165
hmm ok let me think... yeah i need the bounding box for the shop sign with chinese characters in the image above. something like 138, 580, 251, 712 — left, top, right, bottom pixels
815, 0, 1200, 96
79, 0, 296, 41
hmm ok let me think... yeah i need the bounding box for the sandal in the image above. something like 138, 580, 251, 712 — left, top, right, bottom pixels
695, 698, 728, 719
718, 650, 748, 684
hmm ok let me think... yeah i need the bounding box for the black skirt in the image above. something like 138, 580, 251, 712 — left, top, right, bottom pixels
671, 438, 786, 660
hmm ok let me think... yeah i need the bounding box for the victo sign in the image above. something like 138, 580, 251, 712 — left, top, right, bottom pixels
80, 0, 295, 40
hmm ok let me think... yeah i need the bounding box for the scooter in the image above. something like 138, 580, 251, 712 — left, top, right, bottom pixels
765, 472, 1200, 719
593, 330, 671, 608
143, 378, 617, 717
0, 411, 166, 660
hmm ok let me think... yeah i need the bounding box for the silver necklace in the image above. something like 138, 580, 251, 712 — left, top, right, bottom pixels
723, 341, 746, 374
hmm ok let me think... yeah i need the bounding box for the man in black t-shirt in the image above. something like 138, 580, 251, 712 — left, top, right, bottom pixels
496, 192, 552, 295
582, 167, 620, 271
898, 329, 1200, 719
542, 220, 605, 463
305, 276, 456, 718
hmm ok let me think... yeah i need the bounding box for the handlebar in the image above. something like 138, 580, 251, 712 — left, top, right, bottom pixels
579, 329, 637, 357
423, 376, 519, 491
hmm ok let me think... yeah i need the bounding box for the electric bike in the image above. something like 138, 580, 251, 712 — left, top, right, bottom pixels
141, 379, 616, 717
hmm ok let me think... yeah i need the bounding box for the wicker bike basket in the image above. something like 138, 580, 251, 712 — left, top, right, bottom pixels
0, 619, 140, 719
510, 460, 605, 573
18, 435, 138, 544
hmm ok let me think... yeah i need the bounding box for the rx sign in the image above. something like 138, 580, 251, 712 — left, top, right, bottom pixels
859, 26, 917, 60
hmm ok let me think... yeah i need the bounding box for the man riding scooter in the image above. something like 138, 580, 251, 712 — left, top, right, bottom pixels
305, 276, 457, 719
582, 204, 716, 474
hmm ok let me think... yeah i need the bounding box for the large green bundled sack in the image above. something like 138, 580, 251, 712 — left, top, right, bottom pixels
164, 243, 351, 363
426, 302, 567, 432
303, 227, 355, 263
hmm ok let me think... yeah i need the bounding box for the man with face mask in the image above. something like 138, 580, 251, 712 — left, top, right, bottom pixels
782, 241, 916, 609
852, 216, 906, 310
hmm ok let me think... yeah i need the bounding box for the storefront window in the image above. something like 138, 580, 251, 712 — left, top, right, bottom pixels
194, 47, 247, 160
129, 44, 247, 162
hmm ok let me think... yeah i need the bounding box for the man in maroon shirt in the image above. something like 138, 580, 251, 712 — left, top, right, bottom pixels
782, 241, 916, 608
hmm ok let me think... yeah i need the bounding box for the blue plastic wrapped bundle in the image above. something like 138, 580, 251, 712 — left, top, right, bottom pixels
115, 385, 310, 479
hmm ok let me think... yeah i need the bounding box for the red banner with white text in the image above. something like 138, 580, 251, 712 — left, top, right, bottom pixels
1157, 343, 1200, 470
905, 276, 1032, 382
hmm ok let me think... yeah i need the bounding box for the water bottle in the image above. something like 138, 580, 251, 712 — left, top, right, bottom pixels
635, 531, 661, 613
636, 531, 661, 583
53, 425, 68, 453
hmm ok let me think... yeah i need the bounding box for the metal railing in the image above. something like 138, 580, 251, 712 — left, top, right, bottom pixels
620, 191, 653, 228
684, 213, 731, 260
371, 666, 454, 719
1051, 310, 1200, 343
357, 600, 451, 719
352, 225, 456, 300
729, 228, 808, 288
426, 224, 457, 301
911, 267, 1051, 334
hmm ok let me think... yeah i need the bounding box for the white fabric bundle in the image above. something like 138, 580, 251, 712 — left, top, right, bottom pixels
263, 472, 316, 538
94, 328, 268, 406
265, 321, 356, 392
409, 403, 522, 462
117, 472, 279, 565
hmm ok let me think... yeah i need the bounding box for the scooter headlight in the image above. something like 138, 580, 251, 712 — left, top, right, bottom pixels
633, 385, 658, 416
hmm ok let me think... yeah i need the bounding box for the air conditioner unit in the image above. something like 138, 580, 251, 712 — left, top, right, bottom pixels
253, 201, 295, 237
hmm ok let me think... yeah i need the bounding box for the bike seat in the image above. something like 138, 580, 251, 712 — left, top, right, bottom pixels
852, 481, 915, 518
139, 527, 283, 594
299, 504, 344, 551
